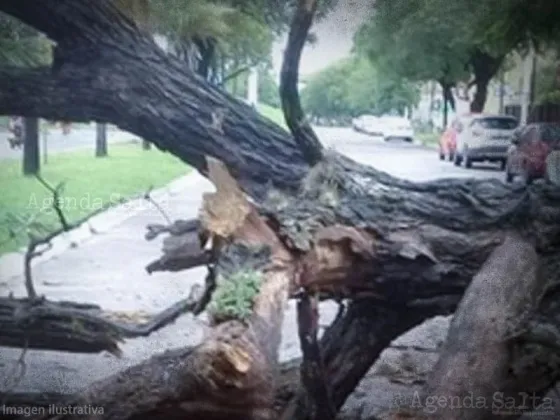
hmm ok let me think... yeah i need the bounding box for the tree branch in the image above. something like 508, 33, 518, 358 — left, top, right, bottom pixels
280, 0, 324, 166
0, 19, 307, 199
0, 284, 208, 355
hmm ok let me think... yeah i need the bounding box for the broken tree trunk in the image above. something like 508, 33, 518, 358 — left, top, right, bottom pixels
1, 1, 560, 419
386, 233, 552, 419
0, 285, 210, 355
26, 159, 295, 420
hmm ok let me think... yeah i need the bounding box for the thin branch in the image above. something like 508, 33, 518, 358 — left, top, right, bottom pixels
35, 174, 69, 229
143, 185, 172, 225
280, 0, 324, 166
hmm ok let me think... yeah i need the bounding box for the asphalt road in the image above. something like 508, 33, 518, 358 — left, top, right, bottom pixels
314, 126, 505, 182
1, 125, 505, 183
0, 125, 138, 160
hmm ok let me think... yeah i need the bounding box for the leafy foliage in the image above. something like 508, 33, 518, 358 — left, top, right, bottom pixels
534, 54, 560, 104
0, 12, 52, 66
354, 0, 560, 111
301, 56, 420, 119
208, 270, 263, 323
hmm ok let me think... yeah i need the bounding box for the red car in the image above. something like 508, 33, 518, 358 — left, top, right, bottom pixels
505, 123, 560, 184
438, 114, 478, 161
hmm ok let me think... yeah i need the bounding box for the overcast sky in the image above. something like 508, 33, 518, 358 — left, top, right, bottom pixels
271, 0, 372, 77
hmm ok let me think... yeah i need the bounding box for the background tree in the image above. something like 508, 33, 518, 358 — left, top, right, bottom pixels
0, 12, 51, 175
302, 56, 420, 121
354, 0, 560, 119
95, 123, 108, 157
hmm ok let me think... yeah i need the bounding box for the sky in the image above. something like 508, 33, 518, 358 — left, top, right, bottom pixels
271, 0, 372, 78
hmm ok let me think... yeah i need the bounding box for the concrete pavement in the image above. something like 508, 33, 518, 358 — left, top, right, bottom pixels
0, 127, 531, 418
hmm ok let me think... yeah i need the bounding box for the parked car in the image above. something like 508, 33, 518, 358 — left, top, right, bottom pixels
505, 123, 560, 185
352, 115, 382, 135
378, 116, 414, 142
438, 114, 473, 161
453, 114, 519, 169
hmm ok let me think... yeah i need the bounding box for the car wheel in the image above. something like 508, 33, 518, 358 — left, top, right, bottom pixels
448, 152, 454, 162
499, 159, 507, 171
464, 152, 473, 169
439, 151, 445, 160
505, 165, 514, 183
453, 153, 462, 166
384, 136, 390, 142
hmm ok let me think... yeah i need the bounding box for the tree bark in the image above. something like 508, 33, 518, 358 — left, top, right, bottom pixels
0, 0, 304, 199
469, 49, 504, 113
1, 2, 560, 420
95, 122, 108, 157
22, 116, 39, 175
400, 233, 548, 419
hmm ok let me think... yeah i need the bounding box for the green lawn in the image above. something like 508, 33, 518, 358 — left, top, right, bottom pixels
0, 144, 189, 254
0, 105, 283, 255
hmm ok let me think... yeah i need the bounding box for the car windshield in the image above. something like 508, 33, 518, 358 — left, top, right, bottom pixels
477, 118, 518, 130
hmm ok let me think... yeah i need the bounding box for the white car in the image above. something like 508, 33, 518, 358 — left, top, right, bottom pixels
352, 115, 382, 135
453, 114, 518, 169
378, 116, 414, 142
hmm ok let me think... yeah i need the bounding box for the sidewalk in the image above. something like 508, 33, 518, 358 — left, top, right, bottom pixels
0, 171, 216, 393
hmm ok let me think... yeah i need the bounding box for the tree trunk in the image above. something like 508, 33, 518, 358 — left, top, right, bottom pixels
469, 49, 504, 113
470, 78, 490, 113
1, 2, 560, 420
400, 233, 547, 419
95, 122, 108, 157
22, 116, 39, 175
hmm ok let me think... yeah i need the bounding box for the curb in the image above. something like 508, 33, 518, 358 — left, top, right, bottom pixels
0, 171, 204, 282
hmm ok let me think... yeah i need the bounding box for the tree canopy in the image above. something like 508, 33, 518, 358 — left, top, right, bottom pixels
301, 56, 420, 120
0, 12, 51, 66
354, 0, 560, 113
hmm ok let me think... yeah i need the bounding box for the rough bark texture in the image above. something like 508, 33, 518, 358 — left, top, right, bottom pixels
0, 0, 307, 200
397, 233, 549, 419
1, 1, 560, 420
0, 287, 210, 355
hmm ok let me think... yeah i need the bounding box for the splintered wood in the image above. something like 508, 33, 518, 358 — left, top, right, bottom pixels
294, 224, 378, 298
199, 156, 251, 240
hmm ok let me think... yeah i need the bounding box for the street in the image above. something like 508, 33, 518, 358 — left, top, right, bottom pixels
1, 124, 506, 183
0, 125, 137, 160
315, 126, 505, 181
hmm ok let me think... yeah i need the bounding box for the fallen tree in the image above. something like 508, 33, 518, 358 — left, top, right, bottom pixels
1, 0, 560, 419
